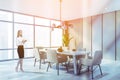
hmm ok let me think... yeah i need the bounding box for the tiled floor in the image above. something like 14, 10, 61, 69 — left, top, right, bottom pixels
0, 58, 120, 80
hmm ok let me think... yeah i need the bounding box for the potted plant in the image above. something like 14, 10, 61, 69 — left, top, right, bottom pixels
62, 28, 73, 48
62, 34, 72, 47
61, 21, 73, 50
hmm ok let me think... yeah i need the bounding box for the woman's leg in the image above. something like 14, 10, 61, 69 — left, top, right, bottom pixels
20, 59, 24, 72
16, 59, 20, 72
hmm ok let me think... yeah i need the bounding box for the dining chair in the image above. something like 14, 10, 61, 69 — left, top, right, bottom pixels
68, 48, 87, 69
79, 50, 103, 79
33, 47, 47, 69
46, 49, 68, 75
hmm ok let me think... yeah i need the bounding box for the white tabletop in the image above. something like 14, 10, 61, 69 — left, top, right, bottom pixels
58, 50, 90, 56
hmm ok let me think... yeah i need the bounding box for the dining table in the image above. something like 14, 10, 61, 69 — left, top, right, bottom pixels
58, 50, 90, 75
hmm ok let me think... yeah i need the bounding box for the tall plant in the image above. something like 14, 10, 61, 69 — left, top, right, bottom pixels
62, 28, 73, 47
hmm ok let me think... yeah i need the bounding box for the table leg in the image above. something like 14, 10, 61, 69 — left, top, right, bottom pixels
73, 55, 78, 75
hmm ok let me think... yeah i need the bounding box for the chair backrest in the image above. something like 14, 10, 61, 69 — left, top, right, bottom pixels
46, 49, 58, 63
39, 50, 47, 59
33, 48, 40, 60
77, 48, 86, 51
57, 54, 68, 63
92, 50, 103, 65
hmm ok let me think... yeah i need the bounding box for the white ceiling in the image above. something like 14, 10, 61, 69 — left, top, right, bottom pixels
0, 0, 120, 20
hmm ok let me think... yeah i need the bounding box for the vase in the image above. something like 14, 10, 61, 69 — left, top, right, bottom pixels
62, 47, 69, 51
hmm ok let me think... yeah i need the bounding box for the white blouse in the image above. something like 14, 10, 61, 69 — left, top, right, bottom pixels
16, 37, 25, 46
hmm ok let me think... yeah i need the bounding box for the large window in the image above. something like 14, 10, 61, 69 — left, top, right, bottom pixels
14, 24, 34, 58
35, 26, 50, 47
0, 50, 13, 60
51, 20, 61, 27
0, 11, 13, 60
0, 10, 62, 60
14, 24, 34, 48
0, 11, 12, 21
35, 17, 50, 26
35, 26, 62, 47
0, 22, 13, 49
51, 28, 62, 47
14, 13, 34, 24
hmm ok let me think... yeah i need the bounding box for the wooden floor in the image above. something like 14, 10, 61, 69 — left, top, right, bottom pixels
0, 58, 120, 80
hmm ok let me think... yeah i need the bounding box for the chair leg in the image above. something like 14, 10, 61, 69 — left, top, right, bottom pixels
49, 62, 52, 68
47, 62, 50, 72
98, 64, 103, 75
56, 63, 59, 75
39, 60, 41, 69
91, 66, 93, 79
65, 62, 69, 72
78, 64, 82, 74
88, 66, 90, 72
77, 60, 79, 70
34, 59, 36, 67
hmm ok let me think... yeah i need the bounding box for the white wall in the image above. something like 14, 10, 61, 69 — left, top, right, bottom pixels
0, 0, 60, 20
1, 0, 120, 20
69, 19, 83, 50
83, 17, 92, 52
92, 15, 102, 54
103, 12, 115, 60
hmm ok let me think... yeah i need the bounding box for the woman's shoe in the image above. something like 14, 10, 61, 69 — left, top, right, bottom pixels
20, 68, 24, 72
15, 67, 18, 72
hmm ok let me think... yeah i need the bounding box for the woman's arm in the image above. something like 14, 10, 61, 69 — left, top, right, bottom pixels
22, 39, 27, 44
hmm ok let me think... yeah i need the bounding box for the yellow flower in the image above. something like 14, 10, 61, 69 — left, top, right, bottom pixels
62, 33, 73, 47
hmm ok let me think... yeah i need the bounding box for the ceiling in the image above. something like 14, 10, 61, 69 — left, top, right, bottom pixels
0, 0, 120, 21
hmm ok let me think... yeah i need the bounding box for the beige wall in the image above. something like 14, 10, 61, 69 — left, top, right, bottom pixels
68, 19, 83, 50
68, 17, 92, 52
83, 17, 92, 52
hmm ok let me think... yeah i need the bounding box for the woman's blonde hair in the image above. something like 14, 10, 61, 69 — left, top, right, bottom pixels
17, 30, 22, 37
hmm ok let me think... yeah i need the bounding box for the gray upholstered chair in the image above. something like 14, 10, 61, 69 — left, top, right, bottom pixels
46, 49, 68, 75
79, 50, 103, 79
33, 47, 47, 69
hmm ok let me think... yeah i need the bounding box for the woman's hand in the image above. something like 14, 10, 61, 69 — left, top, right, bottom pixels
22, 39, 27, 44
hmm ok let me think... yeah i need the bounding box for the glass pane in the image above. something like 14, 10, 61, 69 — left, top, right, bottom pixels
35, 26, 50, 47
35, 17, 50, 26
0, 10, 12, 21
14, 13, 33, 24
0, 50, 13, 60
51, 28, 62, 47
0, 22, 13, 49
14, 50, 18, 59
24, 49, 34, 57
103, 12, 115, 60
14, 24, 34, 48
51, 20, 61, 27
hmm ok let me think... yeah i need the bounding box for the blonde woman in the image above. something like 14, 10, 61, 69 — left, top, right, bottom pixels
16, 30, 27, 72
